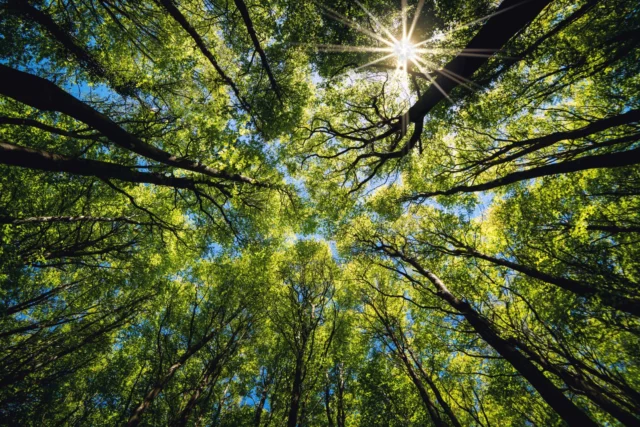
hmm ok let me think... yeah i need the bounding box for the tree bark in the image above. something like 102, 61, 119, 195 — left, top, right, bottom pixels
324, 378, 335, 427
374, 243, 598, 427
0, 141, 222, 192
406, 145, 640, 201
514, 338, 640, 426
455, 247, 640, 316
232, 0, 280, 98
407, 0, 553, 123
0, 65, 264, 187
286, 354, 304, 427
253, 384, 270, 427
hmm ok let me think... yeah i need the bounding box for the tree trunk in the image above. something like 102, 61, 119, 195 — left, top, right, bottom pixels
458, 247, 640, 316
514, 338, 640, 426
401, 353, 446, 427
324, 378, 335, 427
0, 141, 206, 191
254, 385, 269, 427
370, 303, 447, 427
0, 65, 262, 187
336, 364, 346, 427
408, 0, 553, 123
406, 146, 640, 201
232, 0, 280, 97
175, 363, 223, 427
377, 246, 598, 427
154, 0, 250, 112
127, 327, 222, 426
407, 348, 463, 427
286, 354, 304, 427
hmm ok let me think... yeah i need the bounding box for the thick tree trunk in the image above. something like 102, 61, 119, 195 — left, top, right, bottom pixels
376, 245, 598, 427
286, 355, 304, 427
406, 146, 640, 201
0, 141, 226, 192
515, 339, 640, 426
408, 0, 553, 123
0, 65, 262, 187
477, 0, 602, 86
457, 247, 640, 316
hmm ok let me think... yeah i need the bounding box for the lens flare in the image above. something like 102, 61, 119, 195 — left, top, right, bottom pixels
393, 38, 417, 67
311, 0, 510, 102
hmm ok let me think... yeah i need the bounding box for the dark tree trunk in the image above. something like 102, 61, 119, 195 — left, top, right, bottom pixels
154, 0, 250, 112
287, 355, 304, 427
514, 339, 640, 426
0, 65, 262, 187
336, 364, 346, 427
254, 385, 269, 427
408, 0, 553, 123
175, 363, 223, 427
0, 141, 211, 191
406, 146, 640, 201
127, 326, 225, 426
457, 247, 640, 316
324, 379, 335, 427
376, 246, 598, 427
232, 0, 280, 98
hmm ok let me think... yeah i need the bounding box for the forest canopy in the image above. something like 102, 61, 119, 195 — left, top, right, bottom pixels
1, 0, 639, 425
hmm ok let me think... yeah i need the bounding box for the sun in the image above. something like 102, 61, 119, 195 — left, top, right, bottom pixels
313, 0, 439, 83
312, 0, 492, 102
393, 38, 417, 68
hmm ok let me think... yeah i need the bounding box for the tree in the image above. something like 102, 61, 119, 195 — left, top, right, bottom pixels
1, 0, 639, 425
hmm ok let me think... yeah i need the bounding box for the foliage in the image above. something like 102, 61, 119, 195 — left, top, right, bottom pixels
1, 0, 639, 425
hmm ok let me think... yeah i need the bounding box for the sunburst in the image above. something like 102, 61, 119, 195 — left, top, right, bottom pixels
312, 0, 508, 102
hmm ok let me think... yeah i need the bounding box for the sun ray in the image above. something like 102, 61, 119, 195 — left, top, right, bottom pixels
435, 68, 478, 91
352, 53, 398, 73
310, 44, 394, 54
402, 0, 408, 41
413, 1, 525, 48
412, 55, 479, 92
409, 57, 453, 103
417, 49, 510, 59
315, 2, 395, 47
310, 0, 501, 105
417, 47, 500, 54
407, 0, 425, 41
354, 0, 398, 44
